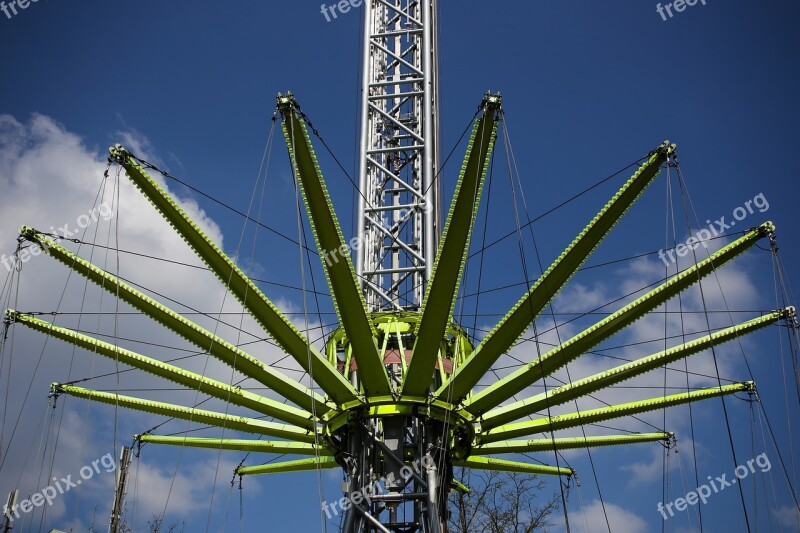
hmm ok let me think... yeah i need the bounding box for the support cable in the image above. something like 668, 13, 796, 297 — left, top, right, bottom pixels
770, 234, 800, 490
466, 157, 647, 261
146, 120, 280, 528
205, 117, 278, 533
665, 170, 704, 530
499, 116, 573, 532
675, 167, 752, 532
132, 155, 316, 256
287, 109, 329, 533
47, 164, 115, 530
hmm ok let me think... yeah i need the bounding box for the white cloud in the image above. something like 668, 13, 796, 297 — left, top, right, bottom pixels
0, 114, 308, 530
570, 499, 649, 533
774, 505, 800, 531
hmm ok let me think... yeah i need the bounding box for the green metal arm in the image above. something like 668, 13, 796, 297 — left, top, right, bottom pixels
403, 94, 501, 397
53, 383, 317, 443
277, 94, 389, 397
466, 222, 775, 415
481, 308, 791, 428
436, 142, 675, 405
10, 311, 315, 429
479, 382, 754, 443
18, 227, 328, 416
109, 145, 359, 406
137, 435, 330, 455
473, 433, 673, 455
237, 457, 338, 476
452, 456, 573, 477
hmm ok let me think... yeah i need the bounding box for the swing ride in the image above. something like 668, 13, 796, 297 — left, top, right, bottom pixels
1, 1, 799, 532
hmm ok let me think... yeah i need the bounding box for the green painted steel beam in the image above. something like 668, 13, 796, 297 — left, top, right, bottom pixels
108, 145, 359, 406
277, 95, 389, 397
10, 311, 315, 429
436, 142, 674, 406
451, 478, 471, 494
481, 308, 790, 429
137, 435, 329, 455
466, 222, 775, 415
479, 382, 754, 443
53, 383, 317, 443
237, 457, 338, 476
453, 456, 573, 477
18, 228, 329, 416
403, 95, 501, 397
473, 433, 672, 455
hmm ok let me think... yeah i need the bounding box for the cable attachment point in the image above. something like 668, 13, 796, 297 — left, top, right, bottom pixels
232, 458, 247, 487
755, 221, 777, 239
769, 230, 779, 254
659, 432, 677, 452
2, 313, 12, 342
48, 382, 64, 407
782, 306, 798, 328
4, 309, 20, 327
481, 91, 503, 115
108, 144, 131, 165
747, 388, 760, 403
275, 91, 299, 116
661, 140, 679, 167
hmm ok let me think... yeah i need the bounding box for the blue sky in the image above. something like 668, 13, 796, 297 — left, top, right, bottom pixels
1, 1, 799, 531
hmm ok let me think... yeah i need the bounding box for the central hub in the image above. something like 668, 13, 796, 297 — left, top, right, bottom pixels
320, 313, 477, 528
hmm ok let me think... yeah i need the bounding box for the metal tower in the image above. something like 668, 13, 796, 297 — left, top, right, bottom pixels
356, 0, 440, 311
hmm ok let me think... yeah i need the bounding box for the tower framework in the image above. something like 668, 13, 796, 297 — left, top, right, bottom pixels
357, 0, 440, 311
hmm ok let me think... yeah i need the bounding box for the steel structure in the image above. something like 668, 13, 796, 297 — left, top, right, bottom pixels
6, 1, 798, 533
357, 0, 439, 311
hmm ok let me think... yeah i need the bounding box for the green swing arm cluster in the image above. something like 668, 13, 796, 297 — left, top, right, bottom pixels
8, 92, 795, 482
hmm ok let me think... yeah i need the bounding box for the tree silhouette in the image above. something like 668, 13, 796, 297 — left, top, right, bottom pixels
448, 469, 560, 533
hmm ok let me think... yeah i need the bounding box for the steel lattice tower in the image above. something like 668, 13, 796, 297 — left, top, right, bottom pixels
349, 3, 454, 530
356, 0, 440, 311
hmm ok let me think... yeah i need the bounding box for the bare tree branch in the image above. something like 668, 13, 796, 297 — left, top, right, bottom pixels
447, 469, 560, 533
